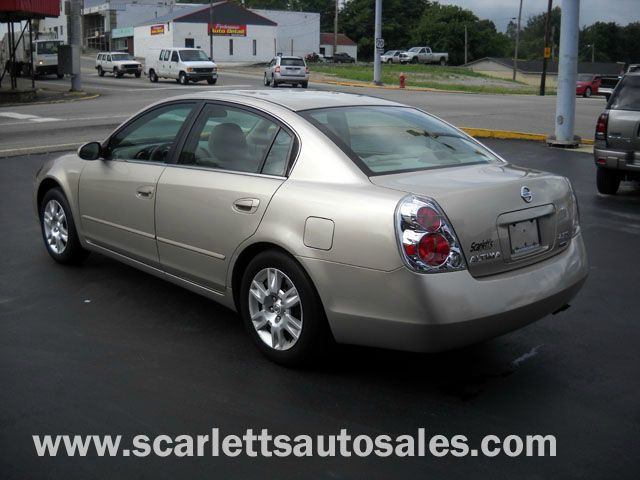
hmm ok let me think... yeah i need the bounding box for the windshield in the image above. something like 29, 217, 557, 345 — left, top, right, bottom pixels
383, 51, 397, 56
408, 47, 421, 53
300, 106, 499, 175
281, 57, 305, 66
179, 50, 209, 62
37, 41, 61, 55
111, 53, 134, 61
608, 76, 640, 111
576, 74, 593, 82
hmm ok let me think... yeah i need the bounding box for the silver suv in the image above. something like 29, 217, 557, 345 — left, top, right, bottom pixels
264, 56, 309, 88
594, 72, 640, 194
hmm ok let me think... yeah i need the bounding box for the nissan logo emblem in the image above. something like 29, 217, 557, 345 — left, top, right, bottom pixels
521, 186, 533, 203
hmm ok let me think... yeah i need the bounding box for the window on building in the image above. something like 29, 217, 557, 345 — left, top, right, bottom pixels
252, 39, 257, 56
319, 47, 325, 55
60, 26, 63, 37
185, 38, 194, 48
229, 39, 233, 56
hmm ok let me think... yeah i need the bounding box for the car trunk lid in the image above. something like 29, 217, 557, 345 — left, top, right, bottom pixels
370, 163, 575, 277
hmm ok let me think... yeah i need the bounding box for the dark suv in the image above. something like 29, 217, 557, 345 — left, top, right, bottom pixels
594, 73, 640, 194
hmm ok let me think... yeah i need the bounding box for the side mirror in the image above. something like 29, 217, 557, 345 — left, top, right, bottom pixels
78, 142, 102, 160
208, 56, 212, 61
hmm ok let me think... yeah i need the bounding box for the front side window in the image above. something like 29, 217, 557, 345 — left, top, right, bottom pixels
106, 103, 195, 162
608, 76, 640, 111
300, 106, 500, 175
179, 104, 290, 175
171, 51, 179, 62
106, 55, 112, 62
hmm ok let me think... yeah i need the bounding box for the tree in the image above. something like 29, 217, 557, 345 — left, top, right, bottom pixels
413, 3, 508, 65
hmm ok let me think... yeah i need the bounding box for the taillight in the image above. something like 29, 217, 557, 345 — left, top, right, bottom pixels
566, 179, 581, 237
275, 65, 281, 73
305, 66, 309, 74
595, 113, 608, 142
396, 195, 466, 273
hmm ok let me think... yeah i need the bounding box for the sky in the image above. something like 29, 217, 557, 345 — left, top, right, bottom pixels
442, 0, 640, 32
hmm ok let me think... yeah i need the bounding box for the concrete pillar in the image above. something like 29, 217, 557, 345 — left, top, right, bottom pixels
548, 0, 580, 146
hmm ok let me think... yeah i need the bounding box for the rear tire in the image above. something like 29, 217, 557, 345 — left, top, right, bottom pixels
263, 73, 270, 86
149, 69, 158, 83
97, 66, 104, 77
439, 57, 446, 66
271, 75, 277, 88
39, 188, 89, 265
596, 167, 620, 195
239, 250, 332, 366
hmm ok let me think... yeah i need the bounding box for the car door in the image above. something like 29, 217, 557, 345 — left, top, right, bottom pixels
169, 50, 179, 79
78, 101, 198, 267
155, 102, 296, 292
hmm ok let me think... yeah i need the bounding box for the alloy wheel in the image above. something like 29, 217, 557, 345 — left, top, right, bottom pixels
248, 268, 303, 351
43, 199, 68, 254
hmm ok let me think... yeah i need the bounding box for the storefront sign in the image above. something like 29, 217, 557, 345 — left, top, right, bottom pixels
150, 25, 165, 36
209, 23, 246, 37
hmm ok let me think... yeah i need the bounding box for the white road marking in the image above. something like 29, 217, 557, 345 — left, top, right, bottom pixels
0, 112, 61, 123
512, 345, 544, 368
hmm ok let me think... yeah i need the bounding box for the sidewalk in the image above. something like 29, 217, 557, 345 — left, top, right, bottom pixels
0, 76, 97, 105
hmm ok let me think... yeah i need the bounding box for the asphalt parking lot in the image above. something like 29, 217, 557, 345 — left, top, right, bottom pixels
1, 139, 639, 479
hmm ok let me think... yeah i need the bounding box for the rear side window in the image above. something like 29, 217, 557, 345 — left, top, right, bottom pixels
608, 76, 640, 111
281, 58, 305, 67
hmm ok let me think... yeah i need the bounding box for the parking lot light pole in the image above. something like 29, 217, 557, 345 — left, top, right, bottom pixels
209, 0, 213, 60
373, 0, 382, 85
548, 0, 581, 147
69, 0, 82, 92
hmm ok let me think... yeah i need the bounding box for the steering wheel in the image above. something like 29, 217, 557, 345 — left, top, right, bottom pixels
147, 143, 173, 162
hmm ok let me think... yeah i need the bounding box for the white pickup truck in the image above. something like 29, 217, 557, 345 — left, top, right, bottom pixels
145, 48, 217, 85
400, 47, 449, 66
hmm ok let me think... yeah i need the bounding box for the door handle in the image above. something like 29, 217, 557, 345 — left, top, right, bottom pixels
136, 185, 155, 199
233, 198, 260, 214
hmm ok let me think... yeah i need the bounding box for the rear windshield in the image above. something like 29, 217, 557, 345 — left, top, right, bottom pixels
608, 76, 640, 111
281, 58, 305, 66
300, 106, 499, 175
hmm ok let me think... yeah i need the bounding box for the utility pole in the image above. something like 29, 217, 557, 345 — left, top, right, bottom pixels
333, 0, 338, 59
548, 0, 581, 147
513, 0, 523, 81
209, 0, 213, 60
590, 41, 595, 63
539, 0, 553, 96
373, 0, 382, 85
68, 0, 82, 91
551, 25, 556, 60
464, 24, 468, 65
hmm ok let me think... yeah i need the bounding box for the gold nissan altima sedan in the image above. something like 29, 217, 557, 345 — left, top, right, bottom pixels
34, 91, 588, 365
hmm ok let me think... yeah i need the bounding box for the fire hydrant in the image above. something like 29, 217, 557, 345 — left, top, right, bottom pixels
399, 72, 406, 89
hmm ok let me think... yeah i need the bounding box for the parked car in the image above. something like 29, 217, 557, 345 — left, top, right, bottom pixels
598, 75, 621, 100
380, 50, 405, 64
400, 47, 448, 65
332, 52, 356, 64
95, 52, 142, 78
264, 56, 309, 88
575, 74, 601, 97
145, 48, 217, 85
594, 72, 640, 194
34, 91, 588, 365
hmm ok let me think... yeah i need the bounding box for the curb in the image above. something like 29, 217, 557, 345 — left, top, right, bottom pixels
460, 127, 594, 146
0, 142, 82, 158
313, 79, 474, 95
0, 92, 100, 107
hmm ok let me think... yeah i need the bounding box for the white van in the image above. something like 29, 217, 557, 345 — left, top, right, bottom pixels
145, 48, 217, 85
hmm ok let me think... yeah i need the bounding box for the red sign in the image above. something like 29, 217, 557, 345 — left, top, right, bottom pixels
150, 25, 165, 35
209, 23, 246, 37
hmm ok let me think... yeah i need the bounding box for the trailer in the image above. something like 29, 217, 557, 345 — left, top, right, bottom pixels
1, 32, 63, 78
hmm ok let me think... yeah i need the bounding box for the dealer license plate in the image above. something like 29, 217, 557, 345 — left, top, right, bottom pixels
509, 218, 540, 254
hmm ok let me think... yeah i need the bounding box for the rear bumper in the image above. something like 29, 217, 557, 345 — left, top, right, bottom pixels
594, 146, 639, 172
298, 233, 588, 352
274, 74, 309, 83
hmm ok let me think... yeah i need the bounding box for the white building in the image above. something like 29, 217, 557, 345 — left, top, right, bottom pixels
251, 9, 320, 58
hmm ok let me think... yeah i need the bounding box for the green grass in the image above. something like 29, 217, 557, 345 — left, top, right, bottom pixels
311, 63, 554, 95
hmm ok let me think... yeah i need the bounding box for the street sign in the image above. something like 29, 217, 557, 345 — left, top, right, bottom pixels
375, 38, 384, 50
544, 47, 551, 59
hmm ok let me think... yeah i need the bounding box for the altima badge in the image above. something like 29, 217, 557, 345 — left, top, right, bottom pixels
521, 186, 533, 203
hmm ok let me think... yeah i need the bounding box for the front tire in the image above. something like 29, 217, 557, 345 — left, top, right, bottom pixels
584, 86, 592, 98
179, 72, 188, 85
207, 77, 217, 85
439, 57, 447, 66
301, 82, 308, 89
596, 167, 620, 195
239, 251, 331, 366
40, 188, 89, 265
411, 57, 418, 64
135, 72, 141, 78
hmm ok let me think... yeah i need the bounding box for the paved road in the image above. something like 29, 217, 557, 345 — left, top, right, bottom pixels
0, 68, 605, 154
1, 140, 638, 479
